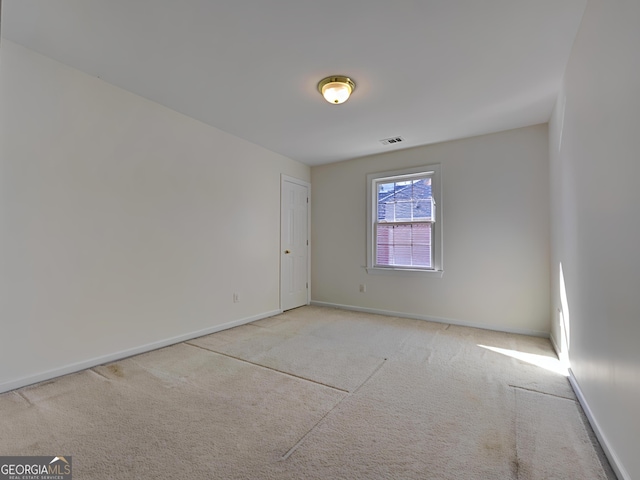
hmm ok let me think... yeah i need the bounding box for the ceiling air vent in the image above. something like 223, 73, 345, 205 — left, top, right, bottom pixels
379, 136, 404, 146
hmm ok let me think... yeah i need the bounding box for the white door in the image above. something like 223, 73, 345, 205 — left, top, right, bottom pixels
281, 177, 309, 311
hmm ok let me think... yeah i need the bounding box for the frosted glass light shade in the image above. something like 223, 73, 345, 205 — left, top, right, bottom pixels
321, 82, 352, 104
317, 76, 355, 104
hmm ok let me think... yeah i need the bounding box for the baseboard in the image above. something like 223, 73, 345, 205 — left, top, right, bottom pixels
568, 369, 631, 480
311, 301, 550, 338
0, 309, 282, 395
550, 333, 561, 358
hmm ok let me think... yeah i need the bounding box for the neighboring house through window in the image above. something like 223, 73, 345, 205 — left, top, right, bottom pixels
366, 164, 443, 277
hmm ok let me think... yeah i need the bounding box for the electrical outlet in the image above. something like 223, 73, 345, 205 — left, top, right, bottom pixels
233, 293, 239, 303
359, 284, 366, 293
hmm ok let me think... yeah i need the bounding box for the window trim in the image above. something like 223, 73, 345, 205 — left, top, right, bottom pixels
366, 164, 443, 277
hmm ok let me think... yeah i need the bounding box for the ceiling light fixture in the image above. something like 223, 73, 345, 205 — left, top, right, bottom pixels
317, 76, 356, 104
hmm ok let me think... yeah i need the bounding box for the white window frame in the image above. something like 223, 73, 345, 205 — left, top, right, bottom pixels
366, 164, 443, 277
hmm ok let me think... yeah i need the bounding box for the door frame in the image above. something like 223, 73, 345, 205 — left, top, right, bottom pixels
280, 174, 311, 310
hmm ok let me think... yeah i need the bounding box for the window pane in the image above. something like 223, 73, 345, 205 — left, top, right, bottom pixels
412, 199, 430, 219
376, 225, 393, 265
412, 223, 431, 245
394, 181, 412, 201
394, 224, 411, 243
395, 202, 412, 221
378, 183, 395, 201
376, 177, 434, 223
413, 178, 432, 199
394, 243, 412, 265
376, 223, 432, 268
412, 244, 431, 267
378, 202, 395, 221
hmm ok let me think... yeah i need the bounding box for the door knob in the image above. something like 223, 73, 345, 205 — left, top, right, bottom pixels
284, 250, 291, 254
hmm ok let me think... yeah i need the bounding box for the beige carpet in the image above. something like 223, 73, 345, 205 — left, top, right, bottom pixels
0, 306, 615, 479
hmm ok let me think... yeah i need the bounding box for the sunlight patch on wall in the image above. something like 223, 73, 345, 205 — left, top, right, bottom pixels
558, 262, 571, 368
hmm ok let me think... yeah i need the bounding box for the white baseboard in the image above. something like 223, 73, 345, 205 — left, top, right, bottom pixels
310, 301, 550, 338
0, 309, 282, 395
568, 369, 631, 480
550, 333, 561, 358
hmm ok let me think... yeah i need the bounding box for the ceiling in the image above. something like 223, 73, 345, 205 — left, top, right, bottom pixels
1, 0, 587, 166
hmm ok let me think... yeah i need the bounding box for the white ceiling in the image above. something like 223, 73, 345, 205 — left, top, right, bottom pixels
1, 0, 587, 166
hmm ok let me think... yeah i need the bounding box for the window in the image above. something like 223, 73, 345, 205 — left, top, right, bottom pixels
366, 164, 442, 276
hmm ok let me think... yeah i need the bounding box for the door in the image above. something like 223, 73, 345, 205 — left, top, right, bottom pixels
281, 176, 309, 311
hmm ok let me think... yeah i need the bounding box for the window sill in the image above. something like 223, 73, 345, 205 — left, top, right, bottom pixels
366, 267, 444, 278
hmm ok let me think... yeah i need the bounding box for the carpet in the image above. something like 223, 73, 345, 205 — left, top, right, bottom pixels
0, 306, 615, 479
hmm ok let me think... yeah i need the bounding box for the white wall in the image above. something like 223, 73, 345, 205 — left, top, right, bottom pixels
0, 41, 309, 392
549, 1, 640, 478
311, 125, 550, 335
